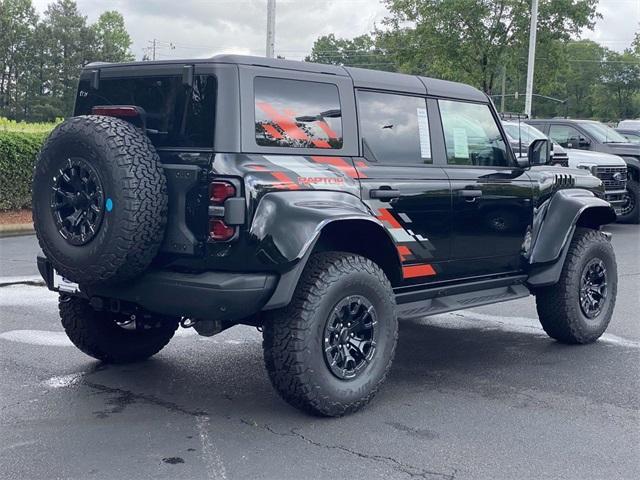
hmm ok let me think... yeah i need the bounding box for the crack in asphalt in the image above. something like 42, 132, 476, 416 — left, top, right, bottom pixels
240, 419, 456, 479
84, 381, 208, 418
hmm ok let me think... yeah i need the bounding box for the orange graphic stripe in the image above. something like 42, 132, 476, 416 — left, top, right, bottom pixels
310, 156, 361, 178
271, 171, 300, 190
248, 164, 269, 171
397, 245, 411, 261
377, 208, 402, 229
402, 264, 436, 279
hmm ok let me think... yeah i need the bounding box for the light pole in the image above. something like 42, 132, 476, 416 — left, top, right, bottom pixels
524, 0, 539, 117
266, 0, 276, 58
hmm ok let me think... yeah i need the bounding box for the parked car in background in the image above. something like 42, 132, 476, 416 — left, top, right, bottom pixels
615, 128, 640, 144
617, 119, 640, 130
503, 120, 627, 215
527, 118, 640, 223
502, 120, 569, 166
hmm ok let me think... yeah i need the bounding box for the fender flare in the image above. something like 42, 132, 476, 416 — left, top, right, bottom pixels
250, 191, 401, 310
527, 189, 616, 287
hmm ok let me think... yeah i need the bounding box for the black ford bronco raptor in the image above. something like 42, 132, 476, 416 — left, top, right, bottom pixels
33, 55, 618, 416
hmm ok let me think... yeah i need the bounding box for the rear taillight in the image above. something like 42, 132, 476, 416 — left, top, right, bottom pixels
209, 181, 236, 205
207, 180, 240, 242
209, 219, 235, 241
92, 106, 139, 117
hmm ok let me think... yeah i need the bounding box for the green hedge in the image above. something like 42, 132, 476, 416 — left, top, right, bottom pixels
0, 131, 48, 210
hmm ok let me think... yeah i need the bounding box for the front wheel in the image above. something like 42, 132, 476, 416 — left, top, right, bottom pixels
617, 179, 639, 224
535, 228, 617, 344
262, 252, 398, 416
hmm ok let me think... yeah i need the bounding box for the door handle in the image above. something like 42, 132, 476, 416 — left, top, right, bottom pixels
370, 188, 401, 200
459, 189, 482, 198
459, 189, 482, 202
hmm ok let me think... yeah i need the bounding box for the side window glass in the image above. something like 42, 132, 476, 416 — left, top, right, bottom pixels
439, 100, 511, 167
254, 77, 343, 149
549, 125, 580, 148
357, 91, 431, 164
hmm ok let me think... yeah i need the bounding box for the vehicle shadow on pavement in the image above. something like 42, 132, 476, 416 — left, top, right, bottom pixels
65, 317, 637, 422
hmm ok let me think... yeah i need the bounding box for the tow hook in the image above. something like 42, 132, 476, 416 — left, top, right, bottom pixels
180, 317, 197, 329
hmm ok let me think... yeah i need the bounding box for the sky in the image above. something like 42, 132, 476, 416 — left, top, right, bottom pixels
31, 0, 639, 62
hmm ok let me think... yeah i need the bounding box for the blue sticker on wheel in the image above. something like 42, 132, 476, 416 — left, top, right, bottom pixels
105, 198, 113, 212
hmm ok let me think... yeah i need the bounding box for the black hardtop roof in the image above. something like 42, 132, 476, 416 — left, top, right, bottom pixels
84, 54, 487, 103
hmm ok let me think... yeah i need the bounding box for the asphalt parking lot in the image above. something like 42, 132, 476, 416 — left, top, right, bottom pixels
1, 226, 639, 480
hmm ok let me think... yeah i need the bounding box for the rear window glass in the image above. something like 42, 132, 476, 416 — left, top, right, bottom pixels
75, 75, 216, 148
254, 76, 343, 149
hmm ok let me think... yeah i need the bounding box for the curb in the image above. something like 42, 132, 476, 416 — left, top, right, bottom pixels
0, 223, 35, 237
0, 275, 44, 287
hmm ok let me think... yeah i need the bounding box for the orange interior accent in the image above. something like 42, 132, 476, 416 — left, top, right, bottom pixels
263, 124, 283, 139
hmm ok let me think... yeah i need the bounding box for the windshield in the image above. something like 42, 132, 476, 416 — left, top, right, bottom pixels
581, 122, 629, 144
503, 122, 546, 144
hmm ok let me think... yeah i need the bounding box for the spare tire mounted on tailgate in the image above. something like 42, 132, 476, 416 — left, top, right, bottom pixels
32, 115, 167, 285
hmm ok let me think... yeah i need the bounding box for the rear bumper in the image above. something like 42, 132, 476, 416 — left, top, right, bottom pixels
38, 256, 278, 323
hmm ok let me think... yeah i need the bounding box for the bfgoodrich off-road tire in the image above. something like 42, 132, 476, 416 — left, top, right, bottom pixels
32, 115, 167, 285
617, 179, 639, 224
59, 296, 178, 363
263, 252, 398, 417
535, 228, 617, 344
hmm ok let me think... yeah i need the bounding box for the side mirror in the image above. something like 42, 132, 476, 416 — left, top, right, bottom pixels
528, 138, 550, 166
566, 136, 579, 148
578, 136, 591, 148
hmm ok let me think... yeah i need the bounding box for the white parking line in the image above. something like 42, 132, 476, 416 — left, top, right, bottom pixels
0, 329, 73, 346
196, 415, 228, 480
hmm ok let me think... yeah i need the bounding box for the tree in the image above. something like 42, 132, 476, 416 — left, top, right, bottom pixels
0, 0, 38, 117
379, 0, 600, 93
90, 11, 134, 63
600, 49, 640, 120
0, 0, 136, 121
38, 0, 93, 117
306, 33, 392, 71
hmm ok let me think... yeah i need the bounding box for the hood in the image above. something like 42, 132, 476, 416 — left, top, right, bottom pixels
565, 149, 627, 168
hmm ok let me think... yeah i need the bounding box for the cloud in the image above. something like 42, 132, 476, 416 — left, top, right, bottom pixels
581, 0, 639, 51
30, 0, 638, 62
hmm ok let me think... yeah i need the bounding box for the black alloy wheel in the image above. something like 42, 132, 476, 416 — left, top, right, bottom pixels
619, 189, 635, 217
323, 295, 378, 380
579, 258, 608, 319
51, 157, 105, 246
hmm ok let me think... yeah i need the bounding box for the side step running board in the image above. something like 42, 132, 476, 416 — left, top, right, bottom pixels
396, 284, 530, 320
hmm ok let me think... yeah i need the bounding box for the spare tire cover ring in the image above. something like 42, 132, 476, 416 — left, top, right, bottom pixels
50, 156, 106, 246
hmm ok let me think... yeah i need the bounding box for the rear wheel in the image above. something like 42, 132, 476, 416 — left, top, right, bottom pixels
535, 228, 617, 344
262, 252, 398, 416
59, 296, 178, 363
